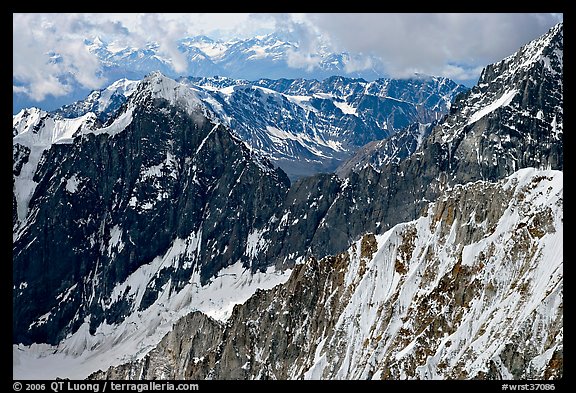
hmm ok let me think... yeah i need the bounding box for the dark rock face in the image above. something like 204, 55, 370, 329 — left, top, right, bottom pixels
13, 90, 289, 345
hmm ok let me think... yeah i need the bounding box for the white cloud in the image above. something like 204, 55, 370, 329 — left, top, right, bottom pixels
13, 85, 29, 94
440, 64, 486, 82
305, 13, 563, 80
13, 14, 107, 101
134, 14, 190, 74
285, 49, 321, 71
344, 56, 374, 74
13, 13, 563, 103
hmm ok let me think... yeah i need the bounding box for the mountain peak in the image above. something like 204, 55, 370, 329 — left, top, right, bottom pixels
479, 22, 562, 86
134, 72, 205, 116
143, 70, 167, 81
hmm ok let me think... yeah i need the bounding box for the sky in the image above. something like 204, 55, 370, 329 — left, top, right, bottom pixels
13, 13, 563, 107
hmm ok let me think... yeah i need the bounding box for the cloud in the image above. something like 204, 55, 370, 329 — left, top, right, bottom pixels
135, 14, 190, 74
13, 14, 108, 101
13, 13, 563, 103
305, 13, 563, 80
13, 85, 29, 94
343, 56, 374, 74
250, 13, 327, 71
285, 50, 321, 71
240, 13, 562, 81
440, 64, 486, 82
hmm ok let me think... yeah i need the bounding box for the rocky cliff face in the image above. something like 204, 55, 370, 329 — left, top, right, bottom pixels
283, 20, 563, 260
90, 168, 562, 380
13, 73, 290, 346
335, 121, 436, 178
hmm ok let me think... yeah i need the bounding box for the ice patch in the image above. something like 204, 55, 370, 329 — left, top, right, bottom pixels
467, 89, 517, 125
65, 174, 81, 193
333, 100, 357, 116
246, 228, 269, 258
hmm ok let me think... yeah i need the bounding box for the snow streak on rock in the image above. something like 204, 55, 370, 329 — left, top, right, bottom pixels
89, 168, 562, 380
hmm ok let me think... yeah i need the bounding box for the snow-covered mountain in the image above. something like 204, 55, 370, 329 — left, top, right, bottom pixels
90, 167, 562, 380
52, 74, 465, 179
13, 33, 391, 114
53, 78, 139, 122
88, 33, 387, 83
13, 23, 562, 381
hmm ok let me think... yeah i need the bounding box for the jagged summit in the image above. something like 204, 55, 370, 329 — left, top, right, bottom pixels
481, 22, 562, 85
339, 22, 563, 180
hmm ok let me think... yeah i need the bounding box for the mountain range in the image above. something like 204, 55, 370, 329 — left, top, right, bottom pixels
13, 23, 563, 381
48, 73, 465, 179
13, 33, 393, 114
89, 33, 387, 81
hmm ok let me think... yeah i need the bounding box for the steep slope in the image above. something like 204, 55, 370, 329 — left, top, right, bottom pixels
335, 121, 436, 178
338, 22, 562, 180
90, 167, 562, 380
13, 108, 99, 227
13, 72, 290, 351
266, 21, 563, 263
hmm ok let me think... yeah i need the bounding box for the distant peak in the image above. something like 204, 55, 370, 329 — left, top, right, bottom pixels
84, 36, 106, 48
144, 70, 168, 81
